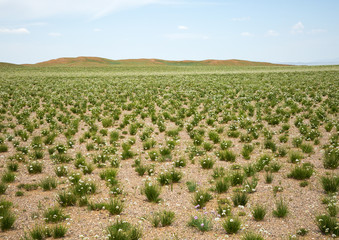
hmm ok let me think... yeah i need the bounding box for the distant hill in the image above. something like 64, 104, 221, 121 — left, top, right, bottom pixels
0, 62, 21, 67
21, 56, 288, 67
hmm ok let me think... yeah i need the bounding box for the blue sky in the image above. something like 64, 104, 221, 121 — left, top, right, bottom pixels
0, 0, 338, 64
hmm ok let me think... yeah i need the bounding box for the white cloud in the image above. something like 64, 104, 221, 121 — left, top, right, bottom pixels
0, 0, 161, 20
266, 30, 279, 37
291, 21, 304, 34
93, 28, 102, 32
48, 32, 61, 37
232, 17, 250, 21
0, 27, 30, 34
241, 32, 252, 37
178, 25, 188, 30
164, 33, 209, 40
309, 29, 327, 34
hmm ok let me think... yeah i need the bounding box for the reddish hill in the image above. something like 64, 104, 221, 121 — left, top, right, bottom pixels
22, 56, 287, 67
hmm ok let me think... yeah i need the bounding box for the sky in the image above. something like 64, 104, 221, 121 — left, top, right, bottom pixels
0, 0, 338, 64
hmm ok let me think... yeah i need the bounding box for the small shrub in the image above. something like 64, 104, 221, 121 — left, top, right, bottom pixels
192, 190, 212, 209
252, 204, 266, 221
272, 198, 288, 218
188, 215, 212, 232
222, 217, 241, 234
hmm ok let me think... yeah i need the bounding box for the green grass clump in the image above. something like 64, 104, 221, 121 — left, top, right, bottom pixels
157, 169, 183, 185
242, 232, 265, 240
289, 151, 303, 164
200, 158, 215, 169
27, 161, 43, 174
186, 181, 197, 192
230, 171, 245, 186
105, 198, 124, 215
0, 199, 15, 231
316, 214, 339, 236
272, 198, 288, 218
232, 192, 249, 207
57, 191, 77, 207
44, 206, 69, 223
323, 147, 339, 169
252, 204, 266, 221
151, 210, 175, 227
40, 177, 57, 191
73, 179, 96, 196
52, 224, 68, 238
255, 154, 271, 171
300, 143, 313, 154
215, 177, 230, 193
0, 182, 7, 195
107, 220, 142, 240
287, 163, 314, 180
222, 217, 241, 234
0, 144, 8, 153
174, 157, 186, 168
218, 150, 236, 162
1, 171, 15, 183
320, 175, 339, 193
192, 190, 212, 209
188, 215, 212, 232
143, 182, 161, 203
